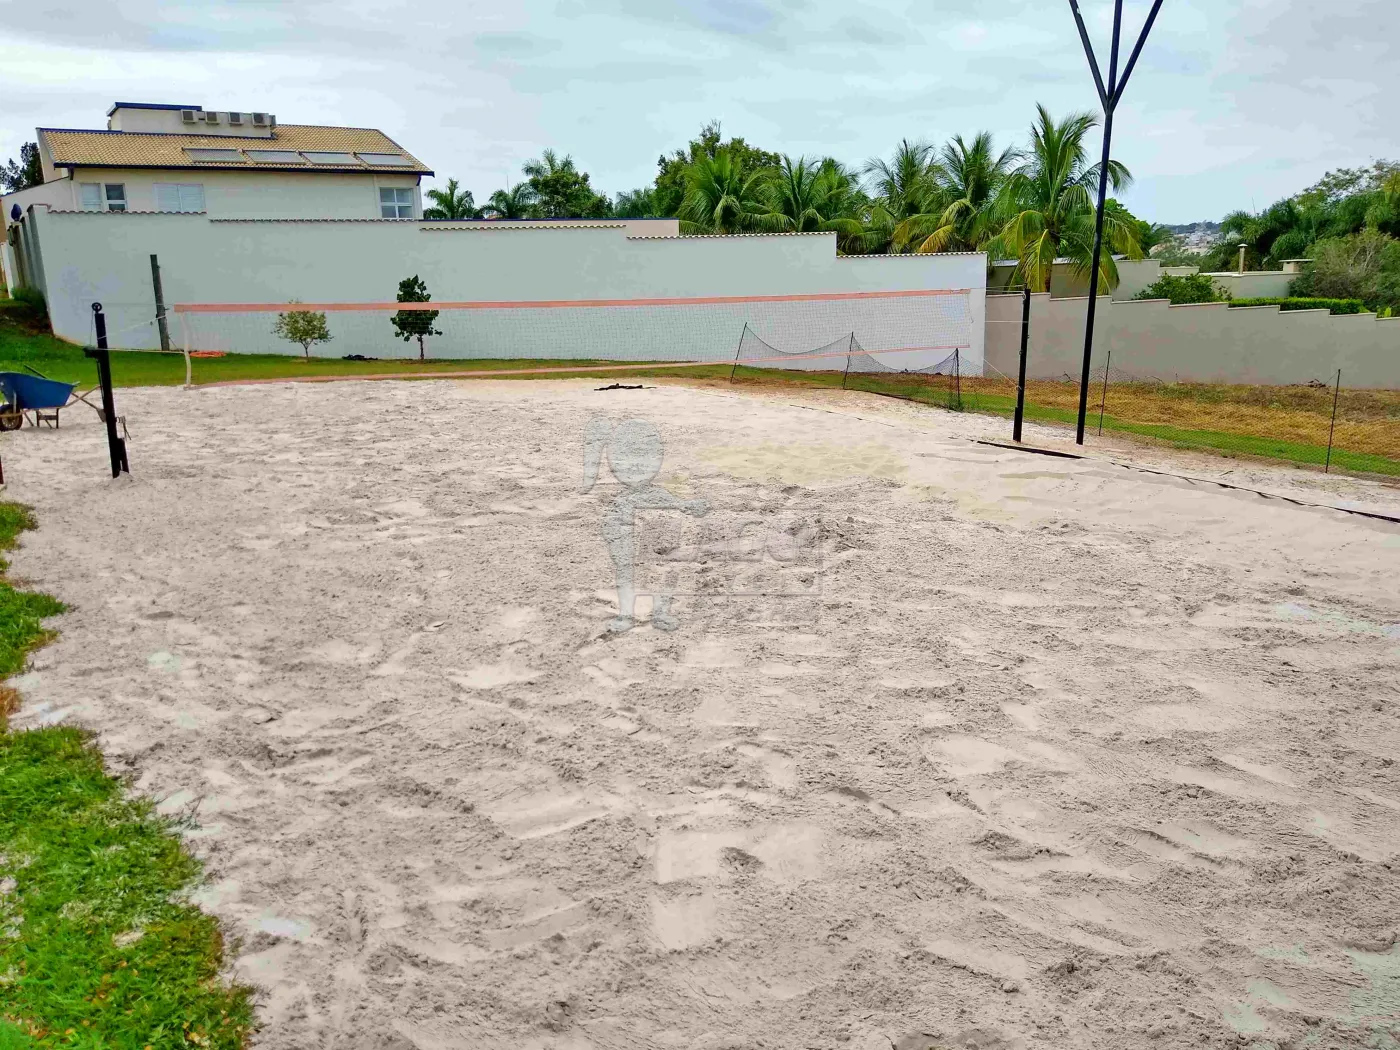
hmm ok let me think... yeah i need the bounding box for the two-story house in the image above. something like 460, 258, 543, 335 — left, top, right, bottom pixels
3, 102, 433, 285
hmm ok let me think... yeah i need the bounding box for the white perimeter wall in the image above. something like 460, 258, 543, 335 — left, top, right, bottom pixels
26, 208, 986, 369
986, 293, 1400, 389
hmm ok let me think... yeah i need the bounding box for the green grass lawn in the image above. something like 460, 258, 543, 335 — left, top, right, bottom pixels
853, 383, 1400, 478
0, 312, 751, 388
0, 503, 255, 1050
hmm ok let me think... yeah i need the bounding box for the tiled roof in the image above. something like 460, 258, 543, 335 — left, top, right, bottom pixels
38, 125, 431, 174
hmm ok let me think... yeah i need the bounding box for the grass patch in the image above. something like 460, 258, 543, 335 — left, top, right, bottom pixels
0, 503, 255, 1049
0, 506, 62, 680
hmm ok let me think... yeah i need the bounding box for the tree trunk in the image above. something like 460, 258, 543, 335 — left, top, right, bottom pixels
418, 336, 425, 361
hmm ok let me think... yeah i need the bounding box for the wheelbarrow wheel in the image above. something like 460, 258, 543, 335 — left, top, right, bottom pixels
0, 405, 22, 432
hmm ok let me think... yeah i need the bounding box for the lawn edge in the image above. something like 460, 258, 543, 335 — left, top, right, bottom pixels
0, 500, 257, 1048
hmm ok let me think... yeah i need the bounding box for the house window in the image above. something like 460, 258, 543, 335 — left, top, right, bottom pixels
379, 187, 414, 219
154, 183, 206, 213
79, 183, 102, 210
104, 184, 127, 212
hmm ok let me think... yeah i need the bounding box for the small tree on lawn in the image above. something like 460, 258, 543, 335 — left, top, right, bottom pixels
272, 300, 332, 357
390, 275, 442, 360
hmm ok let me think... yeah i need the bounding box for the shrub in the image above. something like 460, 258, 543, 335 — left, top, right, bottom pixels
1135, 273, 1230, 305
1289, 230, 1400, 313
272, 300, 332, 357
6, 286, 48, 326
1229, 297, 1365, 314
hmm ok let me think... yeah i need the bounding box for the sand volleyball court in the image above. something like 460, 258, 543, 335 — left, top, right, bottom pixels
5, 378, 1399, 1049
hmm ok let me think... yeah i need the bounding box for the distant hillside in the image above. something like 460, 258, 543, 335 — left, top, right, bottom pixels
1163, 221, 1221, 235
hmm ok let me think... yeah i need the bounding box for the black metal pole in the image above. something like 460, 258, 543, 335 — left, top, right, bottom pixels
1097, 349, 1111, 436
729, 323, 747, 383
841, 332, 854, 390
1325, 368, 1341, 473
1074, 0, 1123, 445
1013, 286, 1031, 442
150, 254, 172, 353
84, 303, 129, 478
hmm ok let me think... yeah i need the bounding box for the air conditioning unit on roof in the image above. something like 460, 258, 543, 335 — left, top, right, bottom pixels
181, 110, 199, 123
203, 111, 220, 125
251, 113, 273, 127
227, 111, 243, 125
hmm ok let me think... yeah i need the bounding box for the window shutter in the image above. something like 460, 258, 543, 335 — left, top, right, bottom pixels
155, 183, 180, 211
180, 184, 205, 212
80, 183, 102, 210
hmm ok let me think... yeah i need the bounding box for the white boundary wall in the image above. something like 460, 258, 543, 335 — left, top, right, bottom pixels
986, 293, 1400, 389
22, 208, 986, 370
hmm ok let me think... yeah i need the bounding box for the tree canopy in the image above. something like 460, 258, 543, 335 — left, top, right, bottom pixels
1, 142, 42, 193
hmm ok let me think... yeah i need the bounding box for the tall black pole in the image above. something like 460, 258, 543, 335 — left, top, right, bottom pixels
1075, 0, 1122, 445
84, 303, 130, 478
1068, 0, 1165, 444
1013, 286, 1031, 442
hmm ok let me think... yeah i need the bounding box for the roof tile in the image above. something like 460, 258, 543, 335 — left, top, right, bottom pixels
38, 125, 431, 174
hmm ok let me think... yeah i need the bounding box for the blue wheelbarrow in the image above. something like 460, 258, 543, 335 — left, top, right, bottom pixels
0, 370, 82, 430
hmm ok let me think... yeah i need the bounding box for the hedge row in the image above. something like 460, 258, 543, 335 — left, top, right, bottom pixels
1228, 297, 1366, 314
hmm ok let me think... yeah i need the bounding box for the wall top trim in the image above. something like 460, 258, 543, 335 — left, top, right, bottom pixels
44, 208, 208, 216
839, 251, 985, 259
421, 223, 628, 232
627, 232, 835, 240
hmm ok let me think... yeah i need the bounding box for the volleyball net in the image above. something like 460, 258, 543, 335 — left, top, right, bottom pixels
167, 288, 976, 377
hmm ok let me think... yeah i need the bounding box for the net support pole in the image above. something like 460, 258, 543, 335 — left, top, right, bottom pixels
841, 332, 854, 390
1013, 286, 1031, 442
180, 312, 193, 389
1325, 368, 1341, 473
729, 323, 747, 383
1068, 0, 1164, 445
150, 254, 172, 353
83, 303, 130, 478
1097, 349, 1111, 436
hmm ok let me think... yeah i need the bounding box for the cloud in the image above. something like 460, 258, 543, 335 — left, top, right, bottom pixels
0, 0, 1395, 223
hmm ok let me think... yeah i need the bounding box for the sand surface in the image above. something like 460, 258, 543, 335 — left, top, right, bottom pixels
5, 379, 1400, 1050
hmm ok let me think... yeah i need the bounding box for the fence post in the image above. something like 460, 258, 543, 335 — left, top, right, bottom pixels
150, 254, 172, 353
1013, 286, 1031, 442
1097, 349, 1111, 436
82, 303, 130, 478
841, 332, 854, 390
1325, 368, 1341, 473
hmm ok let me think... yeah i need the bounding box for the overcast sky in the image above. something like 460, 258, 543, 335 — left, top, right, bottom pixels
1, 0, 1395, 224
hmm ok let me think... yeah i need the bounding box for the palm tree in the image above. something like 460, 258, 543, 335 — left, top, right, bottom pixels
861, 140, 943, 253
677, 150, 777, 234
614, 187, 659, 217
423, 178, 479, 220
482, 183, 536, 220
1210, 200, 1314, 270
894, 132, 1016, 253
762, 155, 867, 249
984, 105, 1142, 292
